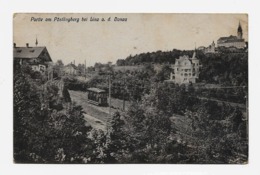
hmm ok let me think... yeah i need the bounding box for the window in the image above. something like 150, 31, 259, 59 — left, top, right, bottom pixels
40, 65, 45, 69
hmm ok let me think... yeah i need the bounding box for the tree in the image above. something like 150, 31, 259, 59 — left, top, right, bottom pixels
53, 60, 64, 78
77, 63, 86, 76
14, 69, 43, 162
103, 88, 177, 163
155, 64, 172, 82
185, 101, 247, 163
14, 66, 99, 163
104, 112, 130, 163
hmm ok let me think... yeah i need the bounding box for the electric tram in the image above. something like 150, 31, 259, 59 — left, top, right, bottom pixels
86, 87, 108, 106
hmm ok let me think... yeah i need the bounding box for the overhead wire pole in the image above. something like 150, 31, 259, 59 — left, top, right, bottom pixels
85, 59, 87, 80
107, 72, 111, 133
123, 77, 126, 111
123, 62, 126, 111
109, 73, 111, 117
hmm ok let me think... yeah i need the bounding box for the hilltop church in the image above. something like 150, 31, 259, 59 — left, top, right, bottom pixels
217, 22, 246, 49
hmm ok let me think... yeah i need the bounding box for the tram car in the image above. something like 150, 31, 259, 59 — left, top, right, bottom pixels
86, 87, 108, 106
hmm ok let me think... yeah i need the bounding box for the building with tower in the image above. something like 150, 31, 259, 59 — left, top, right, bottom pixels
204, 41, 216, 53
217, 22, 246, 49
168, 50, 202, 84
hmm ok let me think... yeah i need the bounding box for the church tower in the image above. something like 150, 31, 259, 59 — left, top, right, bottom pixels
237, 22, 243, 39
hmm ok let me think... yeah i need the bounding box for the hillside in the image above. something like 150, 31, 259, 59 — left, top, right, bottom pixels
116, 49, 201, 66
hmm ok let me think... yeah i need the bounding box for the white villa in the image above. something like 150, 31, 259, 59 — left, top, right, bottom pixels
169, 51, 202, 84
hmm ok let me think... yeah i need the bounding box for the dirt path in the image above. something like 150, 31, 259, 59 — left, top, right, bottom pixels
69, 90, 111, 131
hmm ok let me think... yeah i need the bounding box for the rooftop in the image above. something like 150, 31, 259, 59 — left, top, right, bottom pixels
65, 63, 78, 70
217, 35, 245, 43
13, 45, 52, 62
14, 46, 46, 59
87, 87, 106, 93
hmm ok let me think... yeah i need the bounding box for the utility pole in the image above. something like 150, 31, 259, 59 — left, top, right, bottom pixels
106, 73, 112, 133
123, 62, 126, 111
123, 77, 125, 111
85, 59, 86, 79
109, 74, 111, 119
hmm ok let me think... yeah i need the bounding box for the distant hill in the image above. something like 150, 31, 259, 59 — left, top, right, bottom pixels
116, 49, 206, 66
116, 47, 247, 66
115, 48, 248, 88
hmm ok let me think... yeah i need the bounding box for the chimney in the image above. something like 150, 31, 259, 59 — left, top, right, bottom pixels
13, 43, 16, 48
26, 43, 29, 47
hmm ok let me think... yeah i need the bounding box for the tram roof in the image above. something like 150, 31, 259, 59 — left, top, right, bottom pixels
87, 87, 106, 93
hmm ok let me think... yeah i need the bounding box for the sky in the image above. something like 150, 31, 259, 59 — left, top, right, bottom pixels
13, 13, 248, 67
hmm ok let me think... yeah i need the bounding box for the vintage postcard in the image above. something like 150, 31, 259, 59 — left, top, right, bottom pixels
13, 13, 248, 164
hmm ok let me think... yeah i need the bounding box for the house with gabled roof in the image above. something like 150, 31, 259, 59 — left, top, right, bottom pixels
13, 42, 53, 73
63, 63, 79, 76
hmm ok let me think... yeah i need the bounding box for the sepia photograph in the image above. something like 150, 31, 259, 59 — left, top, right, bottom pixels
13, 13, 248, 164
